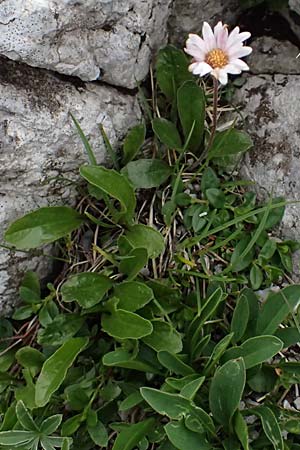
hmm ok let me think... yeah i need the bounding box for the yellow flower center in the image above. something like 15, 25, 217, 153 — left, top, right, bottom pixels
205, 48, 228, 69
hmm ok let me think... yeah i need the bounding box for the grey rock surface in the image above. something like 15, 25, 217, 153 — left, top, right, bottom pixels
0, 0, 172, 89
248, 37, 300, 74
235, 74, 300, 243
168, 0, 240, 46
0, 57, 141, 315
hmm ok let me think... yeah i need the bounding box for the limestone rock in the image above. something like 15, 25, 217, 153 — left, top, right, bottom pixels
0, 0, 172, 89
235, 74, 300, 243
168, 0, 240, 46
0, 57, 141, 315
249, 36, 300, 74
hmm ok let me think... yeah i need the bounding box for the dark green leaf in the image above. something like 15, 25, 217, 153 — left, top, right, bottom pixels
177, 80, 205, 152
209, 358, 246, 428
156, 45, 193, 100
102, 310, 153, 340
40, 415, 63, 435
210, 128, 253, 158
103, 348, 160, 374
206, 188, 226, 209
158, 351, 194, 376
123, 159, 172, 189
222, 336, 283, 369
0, 431, 36, 446
231, 236, 254, 272
250, 406, 283, 450
234, 411, 249, 450
123, 122, 146, 164
247, 365, 277, 392
142, 321, 182, 353
256, 285, 300, 335
16, 401, 38, 432
80, 165, 136, 223
250, 264, 263, 290
124, 224, 165, 259
112, 418, 155, 450
231, 293, 249, 344
119, 248, 148, 281
88, 420, 108, 447
114, 281, 153, 312
119, 392, 143, 411
61, 272, 112, 308
152, 118, 182, 149
180, 376, 205, 400
5, 207, 83, 250
35, 337, 88, 407
164, 421, 210, 450
201, 167, 220, 191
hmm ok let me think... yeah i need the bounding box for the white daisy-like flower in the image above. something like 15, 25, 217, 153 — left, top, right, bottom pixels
184, 21, 252, 85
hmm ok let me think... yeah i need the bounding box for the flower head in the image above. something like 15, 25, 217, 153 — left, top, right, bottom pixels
184, 22, 252, 85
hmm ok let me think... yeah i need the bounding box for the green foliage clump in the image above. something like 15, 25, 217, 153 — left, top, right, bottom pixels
1, 45, 300, 450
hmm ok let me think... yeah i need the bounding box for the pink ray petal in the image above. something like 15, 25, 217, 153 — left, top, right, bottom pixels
228, 46, 252, 59
202, 21, 216, 52
230, 58, 250, 70
214, 21, 229, 50
192, 61, 213, 76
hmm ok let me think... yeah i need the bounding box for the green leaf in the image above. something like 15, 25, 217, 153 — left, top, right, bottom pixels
119, 248, 148, 280
222, 336, 283, 369
210, 128, 253, 158
165, 374, 200, 391
152, 118, 182, 149
123, 159, 172, 189
61, 272, 112, 308
80, 165, 136, 223
123, 122, 146, 164
275, 327, 300, 348
250, 406, 283, 450
177, 80, 205, 152
16, 401, 38, 432
19, 271, 41, 303
114, 281, 153, 312
234, 411, 249, 450
156, 45, 193, 100
112, 418, 155, 450
206, 188, 226, 209
231, 293, 250, 344
0, 431, 36, 446
37, 314, 84, 346
201, 167, 220, 191
61, 414, 82, 436
140, 388, 190, 420
157, 351, 194, 376
209, 358, 246, 428
142, 321, 182, 353
102, 310, 153, 340
70, 113, 97, 165
247, 365, 277, 392
203, 333, 234, 375
250, 264, 263, 290
256, 285, 300, 335
231, 236, 254, 272
16, 347, 45, 376
5, 207, 84, 250
119, 392, 143, 411
35, 337, 88, 407
87, 421, 108, 447
124, 224, 165, 259
103, 348, 159, 373
164, 421, 210, 450
40, 415, 63, 435
141, 388, 214, 435
180, 376, 205, 400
